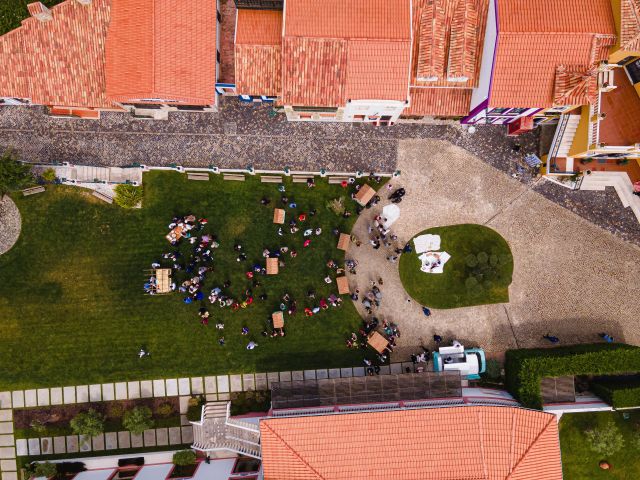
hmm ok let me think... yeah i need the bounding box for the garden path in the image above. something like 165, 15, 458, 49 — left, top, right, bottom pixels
346, 140, 640, 361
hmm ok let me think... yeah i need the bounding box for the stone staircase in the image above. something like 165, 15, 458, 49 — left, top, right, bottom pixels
554, 114, 581, 159
580, 171, 640, 223
191, 402, 261, 459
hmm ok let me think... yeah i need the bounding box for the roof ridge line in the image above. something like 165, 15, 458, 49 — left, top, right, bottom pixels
506, 415, 557, 479
262, 422, 328, 480
151, 0, 156, 97
501, 31, 605, 36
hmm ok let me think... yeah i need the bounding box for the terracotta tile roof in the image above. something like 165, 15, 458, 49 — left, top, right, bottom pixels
416, 0, 446, 81
406, 87, 471, 116
260, 406, 562, 480
620, 0, 640, 52
282, 0, 411, 107
105, 0, 217, 105
284, 0, 410, 39
235, 10, 282, 97
490, 0, 617, 109
0, 0, 112, 108
447, 0, 479, 82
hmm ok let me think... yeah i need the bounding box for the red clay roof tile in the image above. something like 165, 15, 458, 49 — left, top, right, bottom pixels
416, 0, 446, 82
236, 9, 282, 45
447, 0, 478, 82
620, 0, 640, 52
260, 406, 563, 480
406, 87, 471, 116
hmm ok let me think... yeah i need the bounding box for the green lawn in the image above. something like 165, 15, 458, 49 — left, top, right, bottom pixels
0, 0, 64, 35
0, 171, 371, 390
398, 224, 513, 309
560, 411, 640, 479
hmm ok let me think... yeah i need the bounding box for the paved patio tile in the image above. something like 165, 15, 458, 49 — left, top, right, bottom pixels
168, 427, 181, 445
79, 435, 91, 452
10, 391, 23, 409
316, 369, 328, 379
0, 411, 11, 422
50, 388, 63, 405
328, 368, 341, 379
127, 381, 140, 399
27, 438, 40, 456
229, 375, 242, 392
204, 377, 217, 394
266, 372, 279, 387
389, 363, 402, 374
190, 377, 204, 395
279, 371, 292, 382
89, 384, 102, 402
156, 428, 168, 446
143, 429, 156, 447
340, 368, 353, 378
37, 388, 49, 406
0, 393, 10, 410
178, 378, 190, 396
217, 393, 230, 401
102, 383, 115, 401
291, 371, 304, 381
130, 433, 143, 448
140, 380, 153, 398
105, 432, 117, 450
255, 373, 267, 390
180, 414, 189, 426
91, 434, 104, 451
53, 436, 66, 454
76, 385, 89, 403
165, 379, 178, 396
15, 439, 27, 456
66, 435, 79, 453
379, 365, 391, 375
242, 374, 255, 391
2, 472, 18, 480
114, 382, 127, 400
117, 431, 130, 449
0, 459, 17, 471
0, 447, 15, 459
179, 397, 190, 415
303, 370, 316, 380
0, 435, 13, 447
353, 367, 365, 377
63, 386, 76, 404
152, 379, 166, 397
40, 437, 52, 454
24, 389, 37, 407
205, 394, 218, 402
216, 376, 230, 393
0, 423, 12, 435
181, 426, 193, 444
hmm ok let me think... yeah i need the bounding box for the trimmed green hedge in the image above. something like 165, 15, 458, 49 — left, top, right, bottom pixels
505, 343, 640, 409
591, 376, 640, 409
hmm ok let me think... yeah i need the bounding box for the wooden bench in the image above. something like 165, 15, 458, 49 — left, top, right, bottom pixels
336, 276, 350, 295
22, 186, 45, 196
187, 172, 209, 181
273, 208, 285, 224
261, 175, 282, 183
92, 190, 114, 204
266, 257, 279, 275
337, 233, 350, 251
328, 176, 350, 184
292, 175, 312, 183
355, 184, 376, 206
223, 174, 245, 181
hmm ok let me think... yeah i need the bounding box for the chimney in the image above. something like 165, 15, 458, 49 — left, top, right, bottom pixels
27, 2, 53, 22
75, 0, 92, 5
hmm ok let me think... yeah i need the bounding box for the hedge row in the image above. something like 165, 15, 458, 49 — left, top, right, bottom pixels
590, 376, 640, 409
505, 343, 640, 409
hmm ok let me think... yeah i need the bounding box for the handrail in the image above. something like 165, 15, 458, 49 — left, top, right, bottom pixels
547, 114, 570, 173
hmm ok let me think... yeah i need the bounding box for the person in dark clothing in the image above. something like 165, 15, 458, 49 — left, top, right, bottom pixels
543, 334, 560, 344
433, 334, 443, 344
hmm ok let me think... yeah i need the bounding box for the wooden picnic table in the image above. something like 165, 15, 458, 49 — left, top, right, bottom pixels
272, 311, 284, 329
367, 331, 389, 354
273, 208, 285, 224
355, 184, 376, 206
336, 276, 349, 294
266, 257, 279, 275
337, 233, 350, 251
165, 225, 184, 243
155, 268, 172, 294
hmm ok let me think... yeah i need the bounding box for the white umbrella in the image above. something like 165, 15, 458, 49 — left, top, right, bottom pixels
382, 204, 400, 228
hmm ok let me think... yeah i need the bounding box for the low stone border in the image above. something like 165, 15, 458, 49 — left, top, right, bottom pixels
0, 196, 21, 255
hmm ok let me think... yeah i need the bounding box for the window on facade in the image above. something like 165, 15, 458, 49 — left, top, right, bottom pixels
176, 105, 207, 111
353, 115, 365, 121
488, 108, 510, 116
292, 106, 338, 113
233, 0, 283, 9
505, 108, 528, 115
299, 113, 312, 119
232, 457, 261, 474
132, 103, 162, 109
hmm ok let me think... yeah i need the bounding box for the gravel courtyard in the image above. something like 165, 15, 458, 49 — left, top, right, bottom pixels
347, 140, 640, 360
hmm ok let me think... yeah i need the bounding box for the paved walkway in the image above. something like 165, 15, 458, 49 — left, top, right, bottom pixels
346, 139, 640, 361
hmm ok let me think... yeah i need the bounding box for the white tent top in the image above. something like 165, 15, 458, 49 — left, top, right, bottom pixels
382, 204, 400, 228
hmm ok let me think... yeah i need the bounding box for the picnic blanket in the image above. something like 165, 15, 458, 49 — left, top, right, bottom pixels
382, 204, 400, 228
414, 234, 441, 253
418, 251, 451, 274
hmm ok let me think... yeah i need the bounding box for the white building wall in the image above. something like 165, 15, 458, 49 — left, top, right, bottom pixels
470, 0, 497, 110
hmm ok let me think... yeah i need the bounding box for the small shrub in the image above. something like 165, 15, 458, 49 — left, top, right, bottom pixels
325, 197, 345, 215
107, 403, 125, 419
0, 150, 33, 196
113, 184, 143, 209
33, 461, 57, 478
585, 421, 625, 456
483, 359, 503, 381
465, 254, 478, 267
156, 402, 174, 417
41, 168, 57, 183
70, 409, 104, 436
172, 449, 196, 466
30, 419, 47, 435
123, 406, 154, 434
